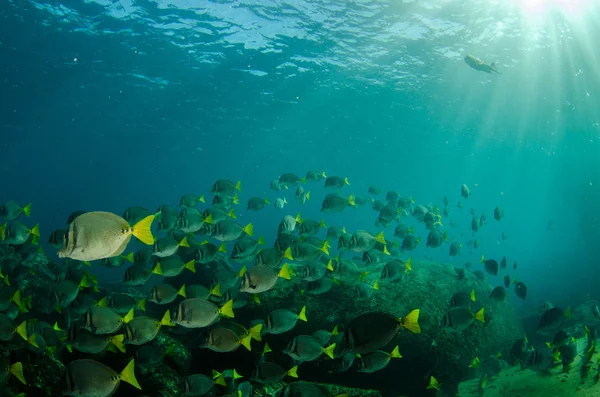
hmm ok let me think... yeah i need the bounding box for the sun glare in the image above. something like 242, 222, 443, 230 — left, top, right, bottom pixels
511, 0, 592, 17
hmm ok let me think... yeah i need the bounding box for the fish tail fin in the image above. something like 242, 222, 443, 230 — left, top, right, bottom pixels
218, 242, 227, 253
469, 357, 481, 368
179, 236, 190, 248
405, 258, 412, 273
0, 222, 6, 241
348, 194, 356, 206
178, 285, 187, 298
204, 214, 214, 224
298, 305, 308, 322
279, 263, 291, 280
152, 262, 163, 275
211, 283, 222, 297
243, 223, 254, 237
373, 280, 380, 291
123, 308, 135, 324
22, 203, 32, 217
264, 197, 270, 205
240, 335, 252, 351
215, 373, 227, 386
287, 365, 299, 378
185, 260, 196, 273
401, 309, 421, 334
257, 236, 266, 245
474, 308, 486, 323
331, 325, 339, 335
198, 195, 205, 203
320, 241, 330, 256
383, 245, 390, 256
161, 310, 174, 327
248, 323, 263, 341
235, 180, 242, 191
132, 215, 155, 245
253, 294, 261, 304
470, 290, 476, 302
360, 272, 369, 283
124, 252, 134, 263
16, 321, 28, 341
326, 259, 334, 271
427, 376, 440, 390
119, 359, 142, 390
228, 209, 236, 219
323, 343, 336, 359
390, 346, 402, 358
27, 334, 38, 348
137, 298, 147, 311
30, 224, 40, 237
319, 219, 327, 229
344, 177, 350, 185
306, 191, 311, 201
480, 255, 486, 264
10, 362, 26, 385
220, 299, 235, 318
111, 334, 126, 353
283, 247, 294, 260
375, 232, 386, 244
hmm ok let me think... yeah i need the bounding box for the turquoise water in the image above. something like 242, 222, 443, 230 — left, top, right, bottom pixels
1, 0, 600, 395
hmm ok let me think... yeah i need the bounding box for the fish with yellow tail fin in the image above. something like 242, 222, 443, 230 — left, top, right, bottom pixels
247, 196, 270, 211
441, 307, 485, 332
64, 358, 141, 396
123, 310, 174, 345
341, 309, 420, 354
182, 374, 226, 396
149, 284, 187, 305
357, 345, 402, 373
284, 335, 336, 362
58, 212, 154, 261
264, 306, 307, 335
306, 170, 327, 181
82, 307, 135, 335
201, 325, 253, 352
172, 299, 234, 328
239, 263, 291, 294
0, 201, 31, 220
151, 235, 190, 257
252, 362, 298, 384
211, 219, 253, 241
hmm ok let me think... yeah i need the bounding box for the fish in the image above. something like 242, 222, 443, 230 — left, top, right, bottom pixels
239, 264, 291, 294
152, 235, 190, 257
464, 55, 500, 74
449, 241, 461, 256
295, 186, 311, 204
0, 221, 40, 245
152, 256, 196, 278
183, 374, 227, 395
380, 258, 412, 282
450, 290, 476, 308
0, 201, 31, 221
494, 206, 504, 221
368, 186, 381, 195
341, 310, 420, 354
211, 219, 253, 241
123, 264, 154, 286
279, 173, 305, 187
401, 235, 419, 251
305, 170, 327, 181
461, 184, 470, 198
211, 179, 241, 196
98, 293, 146, 315
357, 346, 402, 373
515, 281, 527, 300
247, 197, 270, 211
67, 324, 125, 354
155, 205, 179, 231
82, 306, 134, 334
324, 176, 350, 189
481, 256, 498, 276
520, 347, 556, 372
504, 275, 510, 288
264, 306, 307, 335
64, 359, 141, 396
440, 307, 485, 332
274, 197, 288, 209
489, 286, 506, 302
179, 194, 206, 208
252, 362, 298, 384
538, 308, 566, 332
122, 206, 152, 225
123, 311, 174, 345
149, 284, 187, 305
546, 329, 570, 349
58, 212, 154, 261
172, 298, 234, 328
284, 335, 336, 362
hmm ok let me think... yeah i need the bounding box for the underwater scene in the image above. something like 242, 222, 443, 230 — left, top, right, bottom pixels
1, 0, 600, 396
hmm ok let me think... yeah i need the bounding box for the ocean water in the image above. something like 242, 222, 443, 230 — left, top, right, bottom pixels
1, 0, 600, 396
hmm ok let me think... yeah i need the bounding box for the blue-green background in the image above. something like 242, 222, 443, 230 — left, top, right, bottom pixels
1, 0, 600, 312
